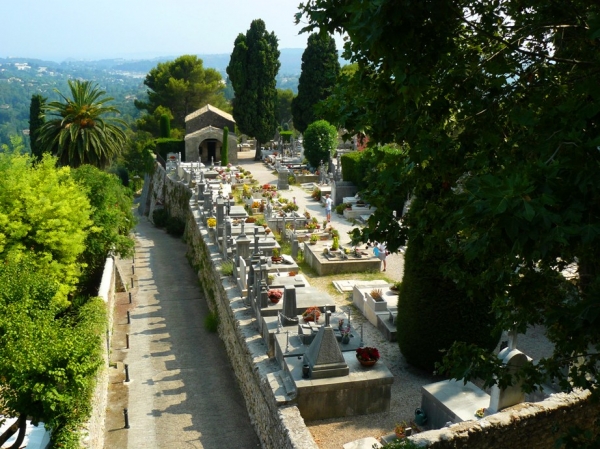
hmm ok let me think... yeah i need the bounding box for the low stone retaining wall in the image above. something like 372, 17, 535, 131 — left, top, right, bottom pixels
410, 389, 600, 448
83, 257, 117, 449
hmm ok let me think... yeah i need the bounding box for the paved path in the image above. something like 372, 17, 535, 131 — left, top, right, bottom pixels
104, 216, 260, 449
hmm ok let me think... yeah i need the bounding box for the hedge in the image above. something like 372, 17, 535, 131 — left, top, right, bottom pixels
155, 138, 185, 161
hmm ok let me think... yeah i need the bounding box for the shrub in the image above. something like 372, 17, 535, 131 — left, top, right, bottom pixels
303, 120, 337, 168
166, 216, 185, 237
204, 311, 219, 333
221, 259, 234, 276
335, 203, 345, 214
153, 208, 169, 228
155, 138, 185, 161
341, 151, 367, 189
397, 233, 500, 371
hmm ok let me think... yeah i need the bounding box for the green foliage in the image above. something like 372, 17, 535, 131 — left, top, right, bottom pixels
0, 255, 107, 447
280, 130, 293, 142
159, 113, 171, 138
221, 126, 229, 166
335, 203, 345, 214
153, 208, 169, 228
220, 259, 234, 276
379, 438, 421, 449
340, 150, 366, 188
155, 137, 185, 161
291, 33, 340, 133
71, 165, 135, 291
204, 311, 219, 333
136, 55, 229, 133
303, 119, 337, 168
276, 88, 294, 127
299, 0, 600, 399
118, 131, 157, 179
38, 80, 128, 169
398, 232, 500, 372
0, 153, 92, 305
166, 216, 186, 237
227, 19, 281, 160
29, 94, 46, 161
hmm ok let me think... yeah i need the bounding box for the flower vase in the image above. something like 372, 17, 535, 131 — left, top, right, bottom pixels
341, 334, 350, 344
358, 359, 377, 367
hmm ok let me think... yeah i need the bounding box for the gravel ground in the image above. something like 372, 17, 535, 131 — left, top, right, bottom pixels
236, 150, 555, 448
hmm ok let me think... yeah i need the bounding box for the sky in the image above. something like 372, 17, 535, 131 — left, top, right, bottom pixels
2, 0, 343, 62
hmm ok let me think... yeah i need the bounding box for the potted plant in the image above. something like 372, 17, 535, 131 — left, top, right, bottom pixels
340, 325, 351, 344
394, 421, 408, 439
306, 221, 318, 232
207, 217, 217, 228
267, 289, 283, 304
302, 306, 321, 322
272, 248, 283, 263
309, 234, 319, 245
370, 288, 384, 301
331, 236, 340, 251
356, 346, 380, 367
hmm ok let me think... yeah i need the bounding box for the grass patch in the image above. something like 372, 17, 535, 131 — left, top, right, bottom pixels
220, 259, 234, 276
204, 311, 219, 332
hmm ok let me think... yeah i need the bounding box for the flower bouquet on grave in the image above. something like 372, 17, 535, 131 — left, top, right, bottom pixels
267, 289, 283, 304
356, 346, 380, 367
302, 306, 321, 322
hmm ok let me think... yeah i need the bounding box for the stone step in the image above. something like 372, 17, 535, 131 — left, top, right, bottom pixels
266, 370, 296, 404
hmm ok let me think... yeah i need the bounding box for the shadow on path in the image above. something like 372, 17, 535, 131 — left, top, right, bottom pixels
104, 215, 260, 449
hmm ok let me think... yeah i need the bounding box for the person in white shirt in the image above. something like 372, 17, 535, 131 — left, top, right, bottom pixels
325, 194, 333, 222
377, 241, 387, 271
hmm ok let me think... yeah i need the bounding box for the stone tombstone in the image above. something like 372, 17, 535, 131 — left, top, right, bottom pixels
277, 167, 290, 190
216, 197, 225, 237
222, 218, 230, 258
239, 257, 247, 289
303, 325, 349, 379
291, 239, 299, 259
487, 348, 529, 414
282, 285, 298, 326
236, 233, 251, 265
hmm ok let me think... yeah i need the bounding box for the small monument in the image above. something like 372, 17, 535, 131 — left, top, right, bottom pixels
302, 325, 349, 379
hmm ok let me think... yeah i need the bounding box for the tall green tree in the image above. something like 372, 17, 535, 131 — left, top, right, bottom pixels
0, 152, 92, 305
38, 80, 128, 169
276, 88, 294, 128
291, 33, 340, 133
299, 0, 600, 398
29, 94, 46, 161
135, 55, 229, 134
226, 19, 280, 160
221, 126, 229, 166
303, 119, 337, 168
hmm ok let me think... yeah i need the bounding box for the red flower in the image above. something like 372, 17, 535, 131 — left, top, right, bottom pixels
356, 347, 380, 361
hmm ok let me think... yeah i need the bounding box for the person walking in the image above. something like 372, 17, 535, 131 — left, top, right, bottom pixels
325, 194, 333, 222
377, 241, 387, 271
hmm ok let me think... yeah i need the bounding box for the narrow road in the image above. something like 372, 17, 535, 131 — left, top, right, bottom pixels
104, 215, 260, 449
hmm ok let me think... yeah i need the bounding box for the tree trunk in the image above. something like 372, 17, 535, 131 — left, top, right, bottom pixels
0, 414, 26, 448
254, 140, 262, 161
8, 415, 27, 449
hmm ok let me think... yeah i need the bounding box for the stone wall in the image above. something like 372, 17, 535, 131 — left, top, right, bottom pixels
83, 257, 118, 449
146, 164, 318, 449
410, 389, 600, 448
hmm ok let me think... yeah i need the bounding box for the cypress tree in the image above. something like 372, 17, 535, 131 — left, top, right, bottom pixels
221, 126, 229, 166
292, 33, 340, 133
159, 114, 171, 138
29, 94, 46, 161
227, 19, 280, 160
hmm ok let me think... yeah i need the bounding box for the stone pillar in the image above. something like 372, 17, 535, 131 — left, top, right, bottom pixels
277, 167, 290, 190
216, 197, 225, 238
236, 234, 251, 266
291, 239, 299, 259
282, 285, 298, 326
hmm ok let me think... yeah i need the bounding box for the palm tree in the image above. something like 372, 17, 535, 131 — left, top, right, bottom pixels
39, 80, 128, 168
